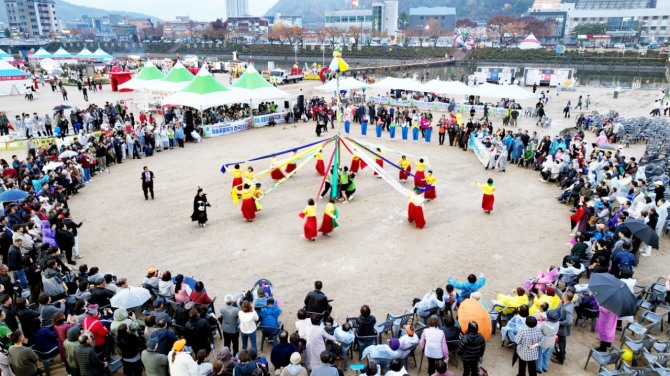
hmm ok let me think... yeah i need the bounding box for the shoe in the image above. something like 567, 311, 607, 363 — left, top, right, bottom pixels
551, 358, 564, 365
202, 223, 206, 227
152, 196, 154, 200
76, 255, 84, 259
145, 197, 148, 200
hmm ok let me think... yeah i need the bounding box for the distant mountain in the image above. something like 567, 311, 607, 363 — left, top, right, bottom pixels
0, 0, 157, 25
265, 0, 533, 25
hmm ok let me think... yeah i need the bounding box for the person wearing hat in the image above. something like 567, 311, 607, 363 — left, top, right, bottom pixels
407, 187, 426, 229
143, 268, 161, 294
280, 352, 308, 376
191, 188, 211, 228
168, 339, 197, 376
82, 304, 110, 356
361, 338, 402, 374
150, 298, 173, 325
536, 310, 560, 373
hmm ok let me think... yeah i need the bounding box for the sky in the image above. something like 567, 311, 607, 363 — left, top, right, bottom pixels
63, 0, 278, 21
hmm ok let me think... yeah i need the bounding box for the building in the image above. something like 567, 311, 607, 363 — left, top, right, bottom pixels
266, 13, 303, 28
408, 7, 456, 31
528, 0, 670, 43
226, 0, 249, 18
163, 16, 208, 38
4, 0, 61, 38
324, 0, 398, 36
225, 17, 269, 35
123, 18, 154, 30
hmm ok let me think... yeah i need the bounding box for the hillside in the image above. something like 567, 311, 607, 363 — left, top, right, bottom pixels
265, 0, 533, 25
0, 0, 156, 25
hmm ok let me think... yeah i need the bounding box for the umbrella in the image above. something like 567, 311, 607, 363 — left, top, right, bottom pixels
110, 286, 152, 309
621, 220, 659, 248
589, 273, 637, 317
53, 104, 72, 112
42, 161, 63, 172
58, 150, 78, 159
457, 298, 492, 341
172, 276, 204, 291
594, 145, 617, 152
0, 189, 29, 202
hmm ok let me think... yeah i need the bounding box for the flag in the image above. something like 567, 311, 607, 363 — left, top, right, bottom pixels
329, 57, 349, 73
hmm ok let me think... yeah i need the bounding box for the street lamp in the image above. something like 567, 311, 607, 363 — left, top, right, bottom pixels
321, 43, 325, 66
293, 44, 298, 64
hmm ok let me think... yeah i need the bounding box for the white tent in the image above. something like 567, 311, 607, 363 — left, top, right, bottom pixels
518, 33, 542, 50
51, 47, 74, 59
76, 47, 96, 60
39, 58, 61, 74
0, 60, 31, 96
0, 49, 13, 62
371, 77, 425, 92
147, 62, 195, 93
162, 67, 250, 110
29, 47, 51, 60
422, 79, 471, 96
472, 83, 535, 100
92, 48, 114, 60
315, 77, 369, 92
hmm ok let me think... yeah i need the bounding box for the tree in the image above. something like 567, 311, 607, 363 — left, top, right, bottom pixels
201, 18, 228, 41
426, 18, 443, 47
347, 26, 362, 46
398, 11, 409, 30
314, 27, 328, 45
325, 27, 344, 46
487, 15, 517, 43
141, 23, 164, 40
520, 17, 556, 39
456, 18, 477, 29
70, 28, 96, 40
571, 23, 607, 36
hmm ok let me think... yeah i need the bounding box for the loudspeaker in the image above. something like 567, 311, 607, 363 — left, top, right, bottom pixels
284, 100, 290, 109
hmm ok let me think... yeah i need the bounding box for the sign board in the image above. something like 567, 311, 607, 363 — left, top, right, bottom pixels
253, 112, 288, 128
203, 118, 252, 138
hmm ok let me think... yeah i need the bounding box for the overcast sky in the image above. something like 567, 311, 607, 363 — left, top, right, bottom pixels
64, 0, 278, 21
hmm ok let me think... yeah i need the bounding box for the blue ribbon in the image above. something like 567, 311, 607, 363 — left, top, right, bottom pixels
346, 137, 435, 192
220, 136, 335, 174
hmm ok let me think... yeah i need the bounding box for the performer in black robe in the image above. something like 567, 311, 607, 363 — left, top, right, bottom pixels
191, 188, 211, 227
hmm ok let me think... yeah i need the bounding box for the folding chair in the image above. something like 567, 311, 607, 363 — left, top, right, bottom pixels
387, 311, 414, 338
259, 323, 284, 351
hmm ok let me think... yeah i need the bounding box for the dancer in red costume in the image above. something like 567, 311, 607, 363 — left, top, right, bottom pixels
285, 150, 298, 174
374, 147, 383, 177
315, 149, 325, 176
299, 198, 318, 241
240, 183, 256, 222
270, 156, 285, 180
407, 187, 426, 229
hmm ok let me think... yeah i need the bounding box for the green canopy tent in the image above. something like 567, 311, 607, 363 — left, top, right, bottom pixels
162, 66, 250, 111
231, 65, 291, 107
149, 61, 195, 93
118, 61, 166, 91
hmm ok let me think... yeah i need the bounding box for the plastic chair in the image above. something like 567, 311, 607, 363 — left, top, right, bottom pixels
584, 346, 624, 372
374, 316, 394, 344
577, 308, 600, 333
642, 348, 670, 368
400, 341, 419, 370
259, 323, 284, 351
33, 346, 59, 376
622, 334, 657, 366
108, 357, 123, 373
387, 311, 414, 338
446, 339, 460, 367
354, 330, 378, 360
620, 363, 662, 375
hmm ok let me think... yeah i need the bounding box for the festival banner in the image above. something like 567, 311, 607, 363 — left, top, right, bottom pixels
253, 112, 288, 128
369, 96, 520, 118
203, 118, 252, 138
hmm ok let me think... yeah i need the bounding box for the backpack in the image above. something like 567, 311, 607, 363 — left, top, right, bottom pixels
82, 318, 97, 347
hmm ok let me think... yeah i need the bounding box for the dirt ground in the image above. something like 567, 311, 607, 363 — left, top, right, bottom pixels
0, 75, 668, 375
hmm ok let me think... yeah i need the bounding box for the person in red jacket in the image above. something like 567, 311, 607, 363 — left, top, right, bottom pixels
81, 304, 110, 359
570, 203, 585, 235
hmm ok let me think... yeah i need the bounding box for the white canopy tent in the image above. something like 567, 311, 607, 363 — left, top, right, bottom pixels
0, 60, 31, 96
29, 47, 51, 60
422, 79, 471, 96
371, 77, 425, 92
518, 33, 542, 50
472, 83, 535, 100
118, 61, 166, 91
315, 77, 369, 92
0, 49, 13, 62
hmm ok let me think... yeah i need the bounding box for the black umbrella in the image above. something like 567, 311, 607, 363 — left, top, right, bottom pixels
621, 219, 659, 248
589, 273, 637, 317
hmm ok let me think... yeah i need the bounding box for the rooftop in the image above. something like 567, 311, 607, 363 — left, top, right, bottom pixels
409, 7, 456, 16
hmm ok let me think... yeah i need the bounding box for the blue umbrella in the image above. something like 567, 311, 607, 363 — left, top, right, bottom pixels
0, 189, 29, 202
172, 276, 204, 292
